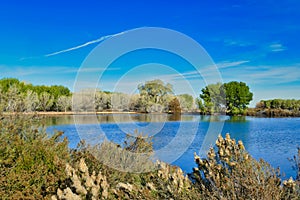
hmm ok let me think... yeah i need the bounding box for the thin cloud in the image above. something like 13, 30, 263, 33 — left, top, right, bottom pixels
0, 65, 78, 76
78, 67, 121, 73
269, 42, 287, 52
222, 64, 300, 84
157, 60, 249, 80
0, 65, 122, 77
217, 60, 250, 69
223, 39, 253, 47
45, 31, 127, 57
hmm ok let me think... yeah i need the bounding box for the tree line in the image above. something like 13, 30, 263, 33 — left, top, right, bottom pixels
73, 79, 196, 113
256, 99, 300, 110
0, 78, 71, 112
2, 77, 298, 115
248, 99, 300, 117
0, 78, 196, 113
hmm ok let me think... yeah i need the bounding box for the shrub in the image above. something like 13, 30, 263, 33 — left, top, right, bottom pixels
0, 115, 69, 199
191, 133, 300, 199
1, 114, 299, 199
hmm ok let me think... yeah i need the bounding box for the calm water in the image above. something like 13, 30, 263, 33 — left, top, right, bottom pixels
46, 114, 300, 179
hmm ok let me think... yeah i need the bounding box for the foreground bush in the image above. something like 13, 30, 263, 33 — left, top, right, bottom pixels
63, 133, 198, 199
0, 115, 299, 199
191, 133, 300, 199
0, 115, 70, 199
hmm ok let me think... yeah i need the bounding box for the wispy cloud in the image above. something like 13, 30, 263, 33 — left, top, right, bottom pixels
268, 42, 287, 52
153, 60, 249, 81
216, 60, 250, 68
45, 31, 126, 57
78, 67, 121, 73
223, 39, 253, 47
221, 64, 300, 85
0, 65, 78, 76
0, 65, 122, 77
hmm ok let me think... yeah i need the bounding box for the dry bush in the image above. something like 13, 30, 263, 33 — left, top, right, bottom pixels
191, 133, 300, 200
0, 115, 69, 199
66, 131, 198, 199
1, 114, 300, 199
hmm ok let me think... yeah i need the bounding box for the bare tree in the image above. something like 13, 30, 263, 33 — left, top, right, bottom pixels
72, 89, 95, 112
39, 92, 54, 111
6, 84, 23, 112
24, 90, 39, 112
111, 93, 130, 111
57, 95, 71, 112
95, 92, 111, 111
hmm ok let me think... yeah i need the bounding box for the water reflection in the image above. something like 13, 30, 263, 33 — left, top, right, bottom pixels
198, 115, 228, 122
41, 114, 249, 127
225, 116, 247, 122
42, 113, 198, 126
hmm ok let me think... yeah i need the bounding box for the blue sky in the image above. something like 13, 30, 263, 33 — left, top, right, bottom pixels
0, 0, 300, 106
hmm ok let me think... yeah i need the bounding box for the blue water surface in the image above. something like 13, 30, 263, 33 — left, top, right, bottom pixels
47, 115, 300, 179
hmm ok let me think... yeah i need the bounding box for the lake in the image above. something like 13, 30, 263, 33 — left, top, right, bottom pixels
46, 114, 300, 179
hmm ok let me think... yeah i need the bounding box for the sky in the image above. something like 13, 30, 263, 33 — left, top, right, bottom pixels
0, 0, 300, 107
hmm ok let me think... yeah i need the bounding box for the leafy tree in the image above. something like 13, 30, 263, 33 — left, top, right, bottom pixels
257, 99, 300, 111
177, 94, 194, 112
138, 79, 173, 104
0, 78, 22, 92
138, 79, 174, 113
49, 85, 71, 98
0, 78, 72, 112
199, 82, 225, 114
196, 97, 205, 113
222, 81, 253, 115
199, 81, 252, 115
265, 100, 271, 109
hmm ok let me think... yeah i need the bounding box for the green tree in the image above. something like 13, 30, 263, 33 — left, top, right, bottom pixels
177, 94, 194, 112
196, 97, 205, 113
0, 78, 22, 92
199, 82, 225, 114
199, 81, 252, 115
138, 79, 174, 113
222, 81, 253, 115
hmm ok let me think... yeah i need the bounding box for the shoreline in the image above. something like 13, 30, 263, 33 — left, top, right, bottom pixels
1, 109, 300, 118
1, 111, 140, 116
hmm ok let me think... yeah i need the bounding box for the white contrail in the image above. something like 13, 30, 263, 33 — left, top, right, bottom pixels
45, 31, 126, 57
